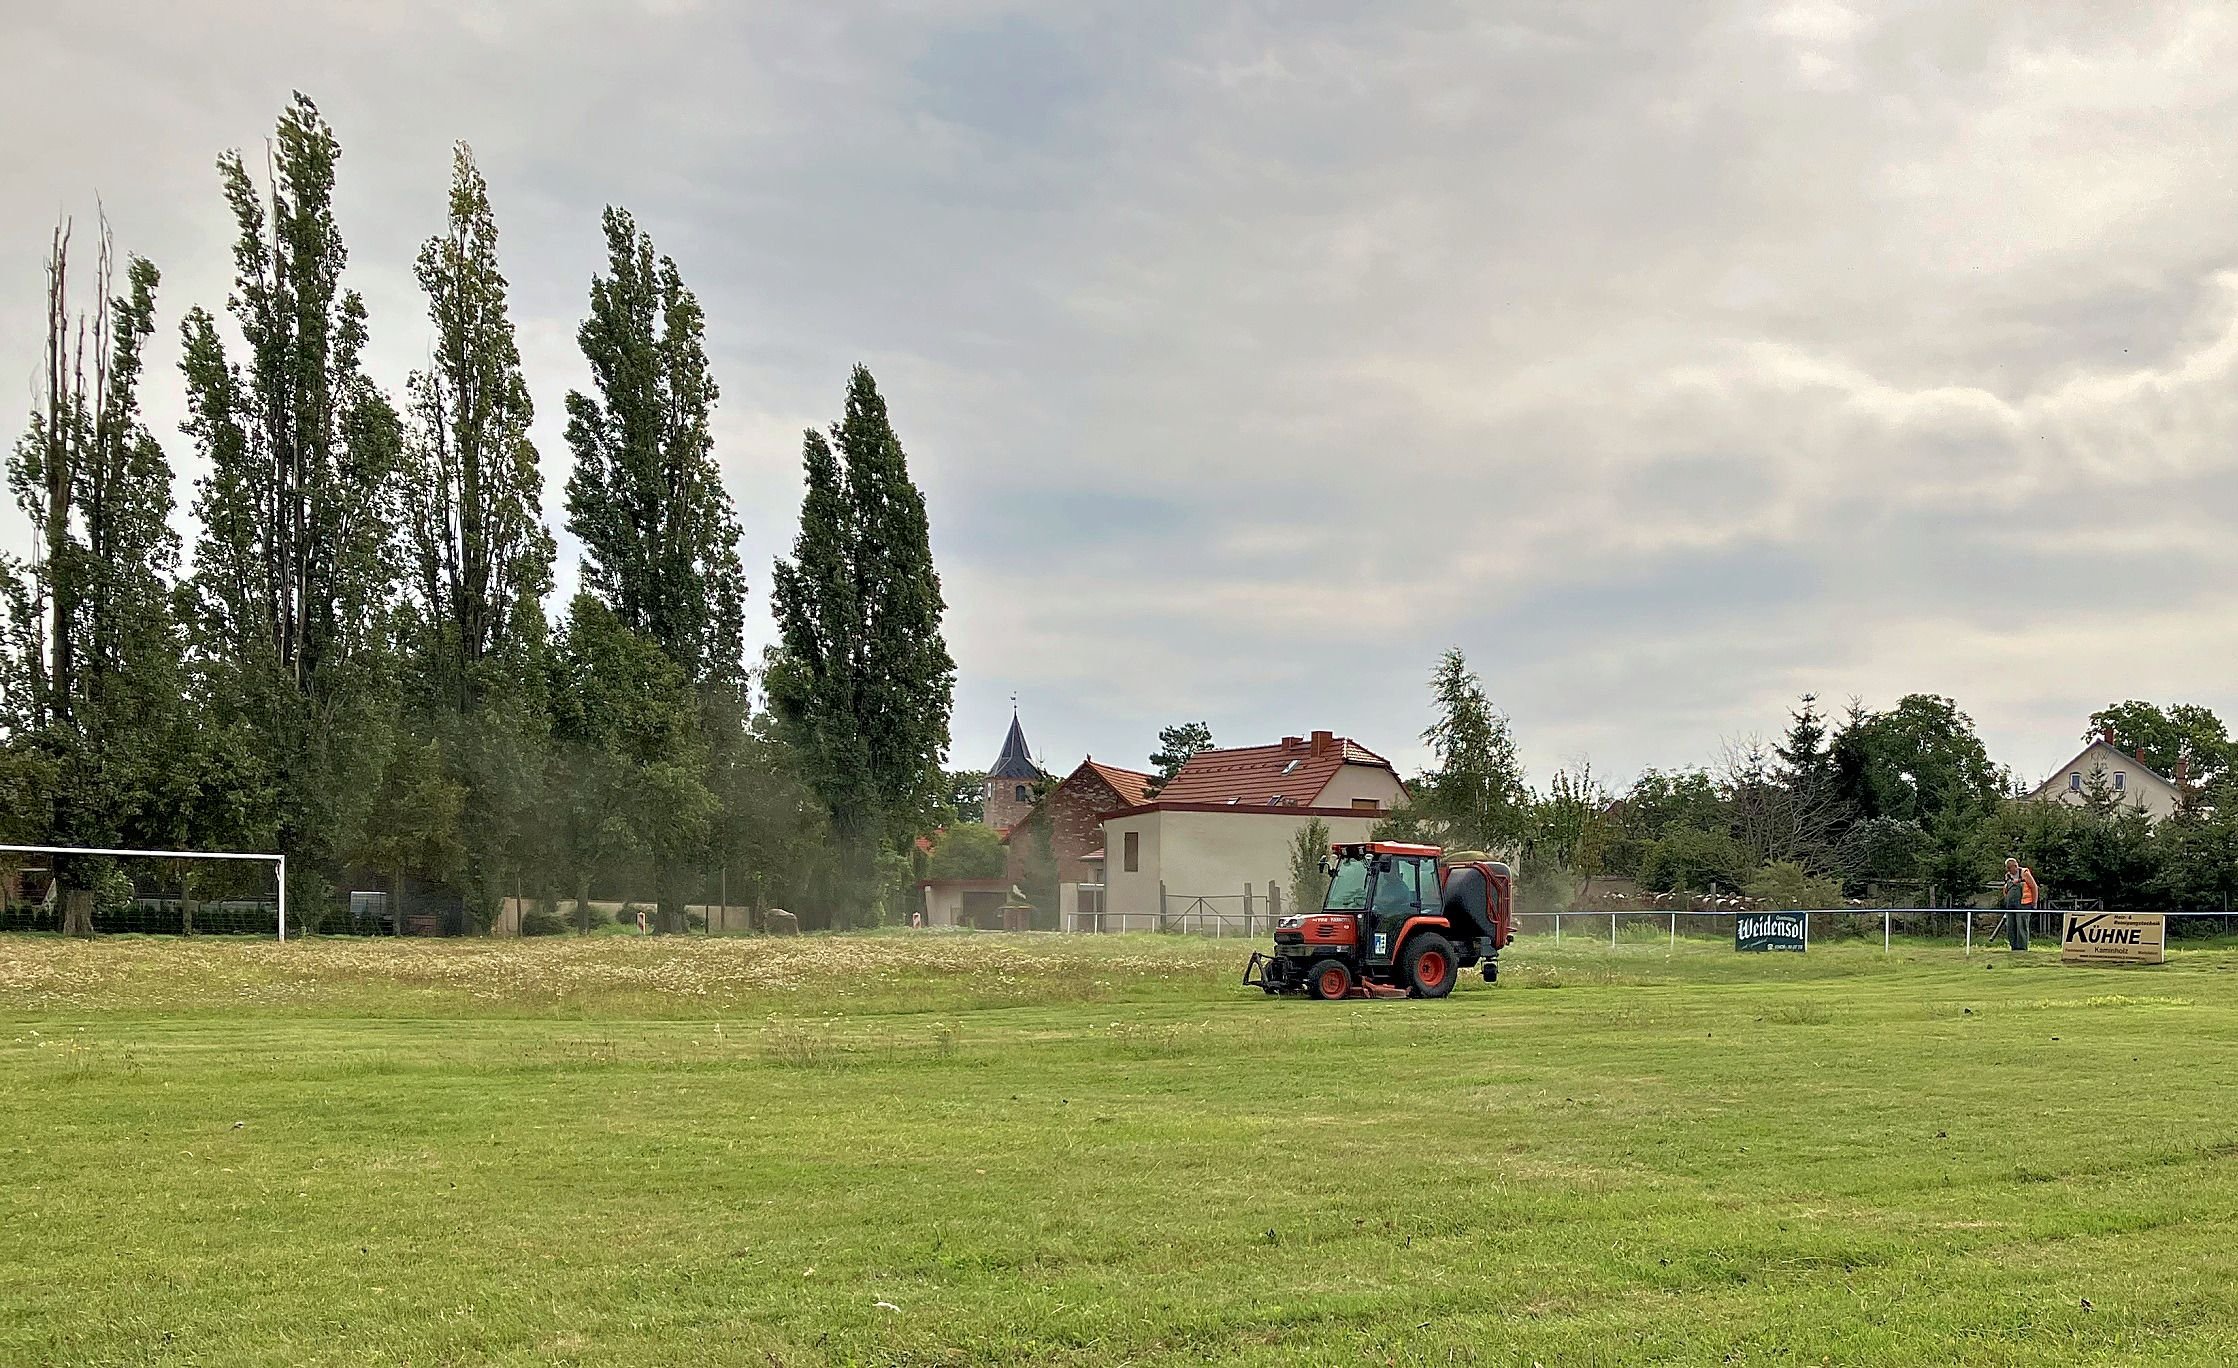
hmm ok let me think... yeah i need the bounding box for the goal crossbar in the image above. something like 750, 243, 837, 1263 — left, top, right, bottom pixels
0, 844, 289, 940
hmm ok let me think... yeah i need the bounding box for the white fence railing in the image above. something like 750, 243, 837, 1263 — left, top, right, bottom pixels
1054, 904, 2238, 950
1518, 907, 2238, 953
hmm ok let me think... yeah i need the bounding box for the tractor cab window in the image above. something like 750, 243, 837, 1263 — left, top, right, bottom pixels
1371, 857, 1425, 919
1323, 857, 1370, 911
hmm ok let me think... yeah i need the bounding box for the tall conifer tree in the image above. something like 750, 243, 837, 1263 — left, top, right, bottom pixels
180, 92, 403, 901
769, 365, 955, 925
399, 143, 553, 709
562, 207, 746, 691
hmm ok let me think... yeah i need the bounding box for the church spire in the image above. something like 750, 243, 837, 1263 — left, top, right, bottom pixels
989, 704, 1038, 779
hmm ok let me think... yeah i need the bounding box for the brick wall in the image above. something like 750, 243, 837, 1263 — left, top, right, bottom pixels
1007, 771, 1124, 886
985, 776, 1037, 833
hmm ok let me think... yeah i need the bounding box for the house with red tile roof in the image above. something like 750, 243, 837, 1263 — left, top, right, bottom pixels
1094, 731, 1407, 926
1004, 757, 1157, 890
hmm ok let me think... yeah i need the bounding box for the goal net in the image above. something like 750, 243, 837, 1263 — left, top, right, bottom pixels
0, 844, 289, 940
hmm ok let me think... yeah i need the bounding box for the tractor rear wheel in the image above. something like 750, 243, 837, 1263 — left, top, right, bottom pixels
1403, 932, 1457, 999
1307, 958, 1354, 1001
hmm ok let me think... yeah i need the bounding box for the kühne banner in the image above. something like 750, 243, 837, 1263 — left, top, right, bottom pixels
2059, 912, 2167, 965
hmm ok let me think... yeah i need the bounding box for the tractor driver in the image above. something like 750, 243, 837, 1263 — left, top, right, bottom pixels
1372, 859, 1419, 921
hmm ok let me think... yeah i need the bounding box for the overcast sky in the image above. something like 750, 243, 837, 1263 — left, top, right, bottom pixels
4, 1, 2235, 791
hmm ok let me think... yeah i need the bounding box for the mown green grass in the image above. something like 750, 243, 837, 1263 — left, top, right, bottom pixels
4, 931, 2238, 1365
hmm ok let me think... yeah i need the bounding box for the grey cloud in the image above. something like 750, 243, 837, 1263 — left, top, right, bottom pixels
4, 0, 2237, 791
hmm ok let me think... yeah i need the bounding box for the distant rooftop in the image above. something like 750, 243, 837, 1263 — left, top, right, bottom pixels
1154, 732, 1396, 806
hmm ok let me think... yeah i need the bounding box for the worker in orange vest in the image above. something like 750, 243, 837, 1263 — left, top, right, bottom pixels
2002, 857, 2038, 950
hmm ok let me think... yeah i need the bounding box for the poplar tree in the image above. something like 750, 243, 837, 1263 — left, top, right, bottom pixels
393, 144, 555, 929
180, 93, 403, 901
4, 220, 177, 745
399, 143, 553, 708
1, 216, 186, 927
769, 365, 956, 925
563, 207, 746, 690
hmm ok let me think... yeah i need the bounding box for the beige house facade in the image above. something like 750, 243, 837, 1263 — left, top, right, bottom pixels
2027, 739, 2184, 821
1094, 731, 1409, 923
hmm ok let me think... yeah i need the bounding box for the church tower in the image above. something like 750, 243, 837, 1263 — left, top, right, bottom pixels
985, 708, 1040, 832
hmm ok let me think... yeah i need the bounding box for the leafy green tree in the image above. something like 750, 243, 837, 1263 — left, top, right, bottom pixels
1829, 694, 2004, 833
179, 93, 404, 901
927, 822, 1005, 879
399, 144, 553, 711
1521, 764, 1609, 905
1638, 826, 1750, 895
546, 595, 714, 933
702, 708, 832, 925
563, 207, 745, 691
354, 739, 468, 934
941, 769, 988, 825
2154, 809, 2238, 911
1289, 817, 1333, 915
1148, 722, 1213, 789
1407, 648, 1529, 855
4, 214, 187, 844
768, 366, 956, 925
5, 220, 176, 741
1020, 815, 1059, 922
1833, 816, 1931, 897
2086, 701, 2230, 790
1745, 860, 1842, 911
1591, 769, 1722, 879
391, 144, 556, 931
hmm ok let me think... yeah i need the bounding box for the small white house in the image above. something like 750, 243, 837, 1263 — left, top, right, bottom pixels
1097, 731, 1407, 923
2027, 738, 2184, 821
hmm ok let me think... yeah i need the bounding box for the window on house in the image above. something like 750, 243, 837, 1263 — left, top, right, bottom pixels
1014, 784, 1029, 803
2115, 772, 2126, 791
1123, 831, 1140, 873
2069, 773, 2082, 792
1352, 798, 1380, 812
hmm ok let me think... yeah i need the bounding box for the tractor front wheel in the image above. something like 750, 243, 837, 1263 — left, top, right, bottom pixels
1307, 958, 1354, 1001
1403, 932, 1458, 999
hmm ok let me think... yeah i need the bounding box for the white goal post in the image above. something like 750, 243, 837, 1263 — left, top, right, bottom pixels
0, 844, 288, 940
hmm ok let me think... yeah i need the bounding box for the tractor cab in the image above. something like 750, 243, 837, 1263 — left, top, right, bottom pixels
1245, 841, 1514, 1000
1319, 843, 1442, 966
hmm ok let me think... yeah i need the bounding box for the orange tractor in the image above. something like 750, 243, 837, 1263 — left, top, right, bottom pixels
1244, 842, 1513, 999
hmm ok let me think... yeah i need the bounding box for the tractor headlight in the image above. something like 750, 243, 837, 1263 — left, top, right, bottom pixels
1277, 915, 1304, 932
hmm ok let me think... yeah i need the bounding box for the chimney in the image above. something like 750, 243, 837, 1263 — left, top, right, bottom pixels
2101, 726, 2117, 746
1281, 736, 1303, 750
1311, 730, 1335, 755
2136, 748, 2147, 763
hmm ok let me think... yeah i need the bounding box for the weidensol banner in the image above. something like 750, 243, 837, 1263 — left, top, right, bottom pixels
2060, 912, 2167, 965
1736, 912, 1805, 953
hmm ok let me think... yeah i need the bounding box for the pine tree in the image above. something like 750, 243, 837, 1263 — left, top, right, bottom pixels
180, 92, 404, 896
563, 207, 745, 691
399, 143, 553, 710
1149, 721, 1214, 788
1776, 693, 1830, 785
769, 365, 956, 925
